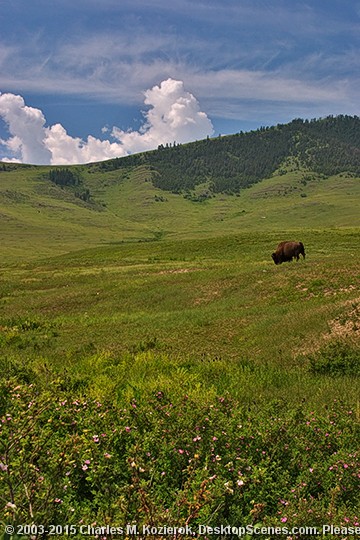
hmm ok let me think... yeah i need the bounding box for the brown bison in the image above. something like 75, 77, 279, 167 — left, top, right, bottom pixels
272, 241, 306, 265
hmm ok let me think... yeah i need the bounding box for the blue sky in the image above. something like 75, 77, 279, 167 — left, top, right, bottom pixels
0, 0, 359, 164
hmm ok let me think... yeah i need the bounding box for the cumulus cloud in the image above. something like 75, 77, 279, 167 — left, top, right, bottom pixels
0, 79, 213, 165
0, 93, 52, 164
112, 79, 214, 152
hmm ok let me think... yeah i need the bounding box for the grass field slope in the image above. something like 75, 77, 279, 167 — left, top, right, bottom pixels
1, 115, 360, 262
0, 116, 359, 538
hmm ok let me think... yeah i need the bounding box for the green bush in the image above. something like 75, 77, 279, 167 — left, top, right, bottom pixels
0, 374, 359, 536
308, 341, 360, 376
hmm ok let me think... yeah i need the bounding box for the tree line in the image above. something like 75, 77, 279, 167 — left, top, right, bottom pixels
96, 115, 360, 193
48, 168, 92, 202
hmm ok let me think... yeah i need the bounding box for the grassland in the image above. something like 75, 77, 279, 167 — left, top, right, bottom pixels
1, 162, 360, 262
1, 226, 360, 399
1, 162, 360, 538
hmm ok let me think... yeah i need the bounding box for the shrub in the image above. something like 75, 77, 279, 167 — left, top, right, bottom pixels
0, 374, 359, 535
308, 341, 360, 377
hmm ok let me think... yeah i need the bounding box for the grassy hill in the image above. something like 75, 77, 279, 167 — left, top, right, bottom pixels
1, 115, 360, 263
1, 116, 359, 536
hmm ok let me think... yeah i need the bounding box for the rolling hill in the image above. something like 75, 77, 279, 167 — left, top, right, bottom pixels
1, 115, 360, 531
1, 114, 360, 263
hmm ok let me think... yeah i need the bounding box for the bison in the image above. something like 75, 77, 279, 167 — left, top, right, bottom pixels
271, 241, 306, 265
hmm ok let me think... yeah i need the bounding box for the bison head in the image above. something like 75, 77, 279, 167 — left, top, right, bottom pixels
271, 252, 281, 265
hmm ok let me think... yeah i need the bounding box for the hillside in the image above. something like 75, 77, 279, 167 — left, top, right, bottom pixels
93, 114, 360, 193
1, 116, 360, 533
1, 115, 360, 262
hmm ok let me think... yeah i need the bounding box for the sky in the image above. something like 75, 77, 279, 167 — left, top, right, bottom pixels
0, 0, 359, 165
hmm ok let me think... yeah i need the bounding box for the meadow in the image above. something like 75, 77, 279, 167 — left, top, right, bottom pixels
0, 162, 360, 539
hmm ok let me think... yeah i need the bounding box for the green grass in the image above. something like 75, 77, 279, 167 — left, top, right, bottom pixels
1, 163, 360, 535
1, 163, 360, 263
1, 229, 359, 409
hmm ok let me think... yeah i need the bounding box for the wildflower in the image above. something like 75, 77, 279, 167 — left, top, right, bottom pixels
281, 517, 287, 523
54, 498, 63, 504
224, 481, 233, 494
212, 436, 218, 441
125, 426, 131, 432
0, 462, 8, 471
309, 468, 313, 473
5, 502, 16, 510
82, 464, 88, 471
237, 480, 244, 487
178, 449, 184, 454
104, 453, 112, 459
92, 435, 99, 443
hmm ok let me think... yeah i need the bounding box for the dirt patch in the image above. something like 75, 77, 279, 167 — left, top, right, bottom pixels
193, 288, 221, 306
324, 284, 357, 297
295, 297, 360, 359
157, 268, 196, 275
325, 298, 360, 341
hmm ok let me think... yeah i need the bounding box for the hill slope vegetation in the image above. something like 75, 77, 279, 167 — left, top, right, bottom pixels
94, 115, 360, 193
1, 115, 360, 262
0, 115, 359, 536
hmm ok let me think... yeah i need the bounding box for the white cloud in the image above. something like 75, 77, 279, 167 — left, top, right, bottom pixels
0, 92, 52, 164
44, 124, 127, 165
0, 79, 213, 165
112, 79, 214, 152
